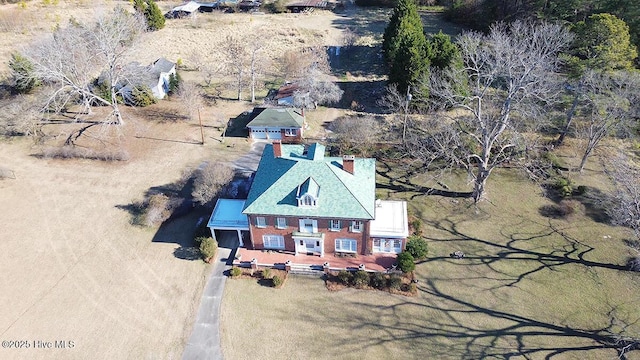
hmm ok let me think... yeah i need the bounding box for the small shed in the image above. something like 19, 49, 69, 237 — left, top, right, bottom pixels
207, 199, 249, 246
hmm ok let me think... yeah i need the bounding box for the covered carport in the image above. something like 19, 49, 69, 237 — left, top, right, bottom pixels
207, 199, 249, 247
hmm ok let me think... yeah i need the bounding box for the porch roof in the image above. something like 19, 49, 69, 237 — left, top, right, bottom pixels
369, 200, 409, 238
208, 199, 249, 230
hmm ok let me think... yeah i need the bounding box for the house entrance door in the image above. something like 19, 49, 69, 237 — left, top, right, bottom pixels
294, 237, 324, 257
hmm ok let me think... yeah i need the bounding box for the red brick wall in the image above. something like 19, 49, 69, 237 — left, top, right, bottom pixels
247, 215, 370, 255
280, 129, 303, 144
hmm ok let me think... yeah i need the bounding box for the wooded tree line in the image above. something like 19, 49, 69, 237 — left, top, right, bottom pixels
443, 0, 640, 62
376, 0, 640, 215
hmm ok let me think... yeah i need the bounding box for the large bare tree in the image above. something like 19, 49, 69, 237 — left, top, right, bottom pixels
26, 7, 145, 129
222, 34, 248, 101
574, 70, 637, 172
604, 154, 640, 240
426, 21, 572, 202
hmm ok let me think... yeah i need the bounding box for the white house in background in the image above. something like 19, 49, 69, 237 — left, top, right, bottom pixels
146, 58, 176, 99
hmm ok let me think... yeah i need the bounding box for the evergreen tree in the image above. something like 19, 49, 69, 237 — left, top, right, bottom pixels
427, 31, 460, 69
570, 13, 637, 73
143, 0, 165, 31
8, 52, 41, 94
382, 0, 429, 92
133, 0, 146, 14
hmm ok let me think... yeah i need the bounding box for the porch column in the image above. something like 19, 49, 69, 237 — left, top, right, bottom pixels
209, 228, 217, 242
236, 229, 244, 247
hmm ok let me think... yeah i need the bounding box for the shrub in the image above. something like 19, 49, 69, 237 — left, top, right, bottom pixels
199, 237, 218, 261
353, 270, 370, 288
337, 270, 353, 285
553, 176, 574, 198
194, 236, 209, 244
388, 275, 402, 290
410, 218, 423, 236
263, 0, 287, 13
261, 268, 272, 279
169, 72, 181, 95
272, 275, 283, 287
396, 252, 415, 273
628, 256, 640, 272
370, 272, 387, 289
405, 235, 428, 260
129, 85, 157, 107
9, 52, 40, 94
230, 266, 242, 277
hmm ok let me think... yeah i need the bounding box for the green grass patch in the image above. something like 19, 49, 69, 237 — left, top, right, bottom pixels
221, 161, 640, 359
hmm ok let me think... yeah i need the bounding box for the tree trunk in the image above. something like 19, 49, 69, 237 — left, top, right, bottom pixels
557, 90, 579, 145
110, 85, 122, 125
472, 165, 490, 203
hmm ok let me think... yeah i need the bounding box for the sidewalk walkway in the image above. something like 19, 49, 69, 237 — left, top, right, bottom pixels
182, 243, 234, 360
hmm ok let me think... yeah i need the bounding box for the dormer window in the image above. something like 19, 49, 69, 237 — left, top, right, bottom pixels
296, 177, 319, 208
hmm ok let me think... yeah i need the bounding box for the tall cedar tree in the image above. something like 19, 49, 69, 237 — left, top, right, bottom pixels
144, 0, 165, 31
569, 13, 637, 73
382, 0, 430, 92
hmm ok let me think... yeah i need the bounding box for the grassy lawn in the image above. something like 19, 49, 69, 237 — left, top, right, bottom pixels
221, 161, 640, 359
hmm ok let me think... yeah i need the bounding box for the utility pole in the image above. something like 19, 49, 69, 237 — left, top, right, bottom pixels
198, 108, 205, 145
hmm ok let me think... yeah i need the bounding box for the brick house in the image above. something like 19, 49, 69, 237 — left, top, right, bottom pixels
241, 141, 409, 257
246, 108, 305, 142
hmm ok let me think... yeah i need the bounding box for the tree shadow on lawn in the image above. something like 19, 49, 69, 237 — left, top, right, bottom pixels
376, 159, 473, 199
328, 45, 386, 79
296, 278, 638, 359
421, 217, 630, 290
539, 185, 611, 224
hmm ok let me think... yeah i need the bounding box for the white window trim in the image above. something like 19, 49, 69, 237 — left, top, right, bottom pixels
263, 235, 285, 249
335, 238, 357, 253
256, 216, 266, 228
299, 218, 318, 233
350, 221, 363, 233
276, 217, 287, 229
330, 220, 341, 232
284, 128, 297, 136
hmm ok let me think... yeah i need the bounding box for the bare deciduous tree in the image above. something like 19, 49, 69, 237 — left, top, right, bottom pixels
26, 7, 145, 129
222, 34, 248, 101
603, 154, 640, 239
574, 70, 637, 172
426, 21, 572, 202
279, 46, 330, 81
192, 162, 235, 207
178, 81, 203, 122
293, 68, 343, 109
329, 115, 380, 156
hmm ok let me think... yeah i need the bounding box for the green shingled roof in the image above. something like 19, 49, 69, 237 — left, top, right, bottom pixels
242, 143, 376, 219
246, 108, 304, 128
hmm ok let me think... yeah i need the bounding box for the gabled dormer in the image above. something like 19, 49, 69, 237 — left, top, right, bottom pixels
297, 177, 319, 208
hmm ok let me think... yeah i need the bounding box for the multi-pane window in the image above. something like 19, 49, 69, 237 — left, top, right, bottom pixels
350, 221, 363, 233
330, 220, 341, 231
335, 239, 357, 253
263, 235, 285, 249
285, 128, 297, 136
276, 217, 287, 229
256, 216, 266, 228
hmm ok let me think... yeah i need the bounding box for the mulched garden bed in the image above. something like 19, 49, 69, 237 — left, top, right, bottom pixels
324, 270, 417, 297
229, 266, 289, 289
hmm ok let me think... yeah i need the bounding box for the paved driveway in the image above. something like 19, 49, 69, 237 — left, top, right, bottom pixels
182, 231, 238, 360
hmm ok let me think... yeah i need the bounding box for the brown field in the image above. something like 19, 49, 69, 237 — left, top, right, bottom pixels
0, 1, 397, 359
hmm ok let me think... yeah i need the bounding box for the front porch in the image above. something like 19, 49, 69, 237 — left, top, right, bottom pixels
233, 247, 397, 273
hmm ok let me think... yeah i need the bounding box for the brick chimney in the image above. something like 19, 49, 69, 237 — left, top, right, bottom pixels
342, 155, 355, 174
273, 140, 282, 158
